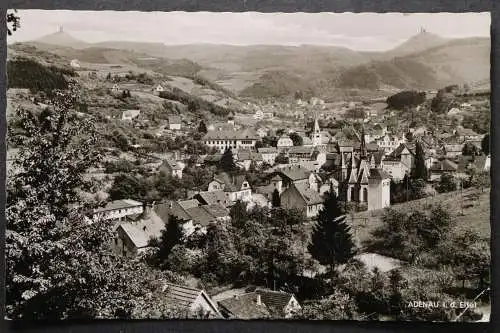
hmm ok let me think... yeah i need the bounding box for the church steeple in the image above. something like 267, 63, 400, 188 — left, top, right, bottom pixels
360, 125, 367, 159
311, 111, 322, 147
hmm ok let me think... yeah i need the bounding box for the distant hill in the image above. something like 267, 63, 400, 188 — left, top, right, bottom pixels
384, 29, 449, 58
34, 27, 88, 49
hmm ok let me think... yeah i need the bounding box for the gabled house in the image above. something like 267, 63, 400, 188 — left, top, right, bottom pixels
168, 116, 182, 130
277, 135, 294, 151
208, 172, 252, 202
443, 144, 464, 158
269, 165, 319, 192
155, 84, 165, 93
193, 190, 232, 208
92, 199, 144, 222
236, 149, 263, 171
255, 289, 302, 318
160, 159, 185, 179
280, 183, 323, 218
114, 208, 165, 256
429, 158, 458, 182
258, 147, 279, 165
163, 283, 222, 319
203, 129, 258, 154
218, 293, 271, 319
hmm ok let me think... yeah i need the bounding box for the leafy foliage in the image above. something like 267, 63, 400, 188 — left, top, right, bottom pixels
289, 132, 303, 146
7, 10, 21, 35
436, 173, 457, 193
6, 84, 181, 319
386, 91, 426, 110
148, 215, 184, 270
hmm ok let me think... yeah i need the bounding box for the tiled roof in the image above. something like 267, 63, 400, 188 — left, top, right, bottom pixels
255, 289, 295, 316
368, 168, 391, 180
294, 183, 324, 205
94, 199, 143, 213
218, 294, 271, 319
118, 211, 165, 249
178, 199, 201, 210
185, 206, 218, 227
289, 146, 314, 155
163, 283, 202, 308
204, 154, 223, 163
195, 190, 231, 207
276, 166, 311, 181
213, 172, 249, 192
203, 129, 258, 140
430, 159, 458, 172
258, 147, 278, 154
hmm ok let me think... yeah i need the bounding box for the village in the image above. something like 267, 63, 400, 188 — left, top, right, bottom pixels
5, 14, 492, 322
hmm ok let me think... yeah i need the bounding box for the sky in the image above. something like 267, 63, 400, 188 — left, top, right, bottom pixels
8, 10, 491, 51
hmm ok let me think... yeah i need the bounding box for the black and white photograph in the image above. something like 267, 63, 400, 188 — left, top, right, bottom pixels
5, 10, 491, 322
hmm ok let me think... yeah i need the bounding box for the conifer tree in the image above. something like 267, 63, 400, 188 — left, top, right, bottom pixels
198, 120, 208, 134
308, 187, 356, 271
219, 148, 236, 172
272, 189, 281, 207
413, 141, 428, 181
152, 215, 185, 269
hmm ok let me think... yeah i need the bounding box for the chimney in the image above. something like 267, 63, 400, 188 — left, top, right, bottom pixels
256, 294, 262, 306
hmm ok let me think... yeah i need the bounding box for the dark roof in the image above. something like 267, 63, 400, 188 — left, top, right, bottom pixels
118, 211, 165, 249
195, 190, 231, 207
204, 129, 258, 140
204, 154, 223, 163
293, 184, 324, 205
94, 199, 143, 213
368, 168, 391, 180
430, 159, 458, 172
185, 206, 219, 227
289, 146, 314, 155
255, 289, 295, 316
218, 294, 271, 319
213, 172, 249, 192
275, 166, 311, 181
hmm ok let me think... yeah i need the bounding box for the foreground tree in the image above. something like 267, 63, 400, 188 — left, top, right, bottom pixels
6, 84, 181, 319
412, 141, 428, 181
149, 215, 185, 269
436, 173, 457, 193
272, 188, 281, 207
481, 134, 490, 155
7, 10, 21, 36
198, 120, 208, 134
308, 187, 356, 271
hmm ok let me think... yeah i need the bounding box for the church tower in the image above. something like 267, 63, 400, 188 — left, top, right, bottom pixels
311, 112, 322, 147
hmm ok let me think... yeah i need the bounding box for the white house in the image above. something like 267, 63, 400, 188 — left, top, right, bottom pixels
168, 116, 182, 130
376, 134, 406, 155
258, 147, 279, 165
208, 172, 252, 202
280, 183, 323, 218
160, 159, 185, 179
70, 59, 80, 68
277, 135, 294, 151
93, 199, 144, 222
155, 84, 165, 93
203, 129, 258, 154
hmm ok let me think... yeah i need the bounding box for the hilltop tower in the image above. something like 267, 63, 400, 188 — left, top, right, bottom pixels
311, 112, 322, 147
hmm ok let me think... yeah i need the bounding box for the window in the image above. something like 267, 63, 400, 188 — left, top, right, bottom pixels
362, 188, 368, 202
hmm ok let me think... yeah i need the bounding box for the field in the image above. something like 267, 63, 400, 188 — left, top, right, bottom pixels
348, 187, 491, 248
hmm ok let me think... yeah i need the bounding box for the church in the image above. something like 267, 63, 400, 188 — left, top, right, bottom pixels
339, 127, 391, 211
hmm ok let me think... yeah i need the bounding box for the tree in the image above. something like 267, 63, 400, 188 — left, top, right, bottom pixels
289, 132, 303, 146
272, 189, 281, 207
230, 200, 248, 229
412, 141, 428, 181
386, 91, 426, 110
198, 120, 208, 134
7, 10, 21, 36
149, 215, 184, 270
308, 189, 356, 271
275, 153, 289, 164
436, 173, 457, 193
6, 84, 181, 319
219, 148, 236, 172
481, 134, 490, 155
108, 173, 147, 201
296, 291, 359, 320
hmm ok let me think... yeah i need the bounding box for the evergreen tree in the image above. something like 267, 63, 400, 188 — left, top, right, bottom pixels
481, 134, 490, 155
219, 148, 236, 172
413, 141, 428, 181
272, 189, 281, 207
308, 188, 356, 271
151, 215, 184, 269
198, 120, 208, 134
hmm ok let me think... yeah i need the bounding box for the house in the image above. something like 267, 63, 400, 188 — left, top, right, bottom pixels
168, 116, 182, 130
447, 107, 462, 116
112, 84, 120, 93
454, 127, 483, 142
443, 144, 464, 158
218, 289, 301, 319
288, 146, 315, 163
160, 159, 185, 179
70, 59, 80, 68
280, 183, 323, 218
203, 129, 258, 154
258, 147, 279, 165
193, 190, 232, 208
114, 208, 165, 256
429, 158, 458, 182
277, 135, 294, 151
154, 200, 231, 235
376, 134, 406, 155
256, 127, 268, 138
163, 283, 222, 319
208, 172, 252, 202
381, 142, 432, 181
319, 177, 339, 196
269, 165, 319, 192
255, 289, 302, 318
254, 109, 264, 119
92, 199, 144, 222
218, 293, 271, 319
236, 149, 263, 171
155, 84, 164, 93
122, 109, 141, 121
